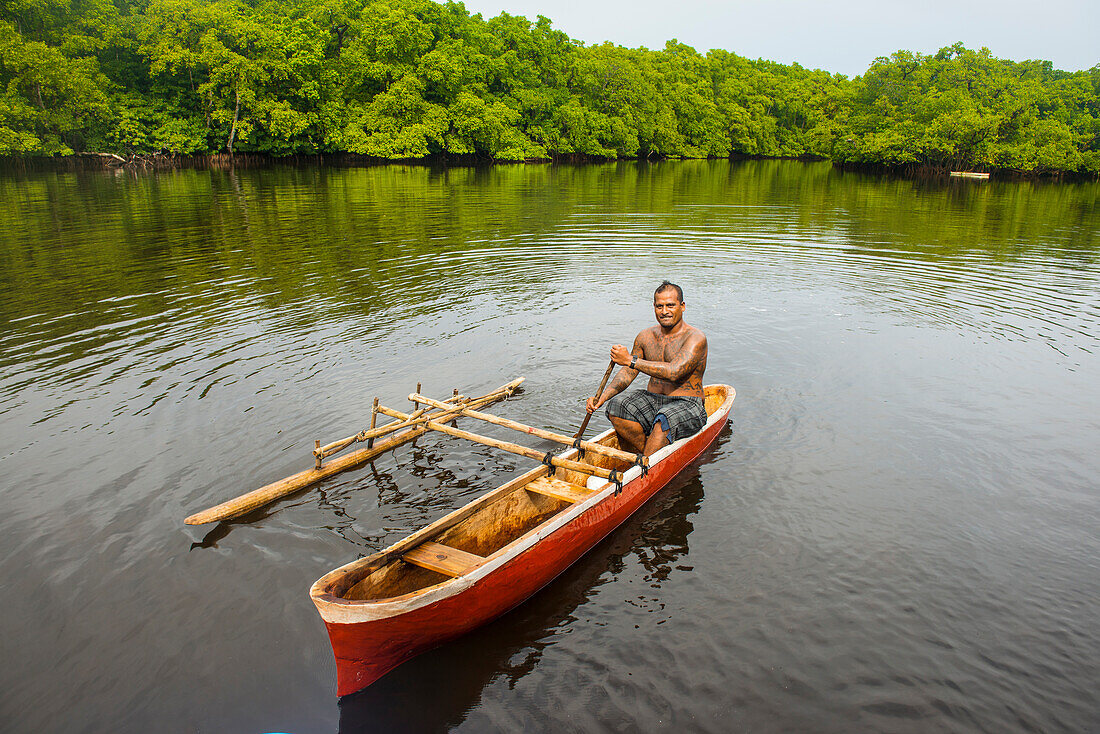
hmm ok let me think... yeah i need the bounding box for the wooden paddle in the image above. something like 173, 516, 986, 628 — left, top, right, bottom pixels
575, 360, 616, 441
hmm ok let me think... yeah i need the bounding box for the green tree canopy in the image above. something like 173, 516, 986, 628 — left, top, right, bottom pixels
0, 0, 1096, 175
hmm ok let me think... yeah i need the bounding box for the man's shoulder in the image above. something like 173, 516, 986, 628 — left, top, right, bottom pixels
677, 323, 706, 344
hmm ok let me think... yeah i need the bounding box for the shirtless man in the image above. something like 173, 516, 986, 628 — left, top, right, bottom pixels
585, 281, 709, 456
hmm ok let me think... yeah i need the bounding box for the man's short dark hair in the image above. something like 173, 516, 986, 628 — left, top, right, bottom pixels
655, 280, 684, 302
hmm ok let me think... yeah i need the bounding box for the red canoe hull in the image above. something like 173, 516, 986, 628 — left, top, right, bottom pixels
316, 388, 733, 696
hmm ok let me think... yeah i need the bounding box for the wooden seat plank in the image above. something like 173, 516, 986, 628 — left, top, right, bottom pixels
526, 476, 595, 505
402, 541, 484, 577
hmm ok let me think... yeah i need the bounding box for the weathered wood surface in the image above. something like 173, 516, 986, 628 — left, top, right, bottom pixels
184, 379, 524, 525
401, 541, 484, 577
525, 475, 595, 504
318, 464, 554, 589
367, 397, 379, 448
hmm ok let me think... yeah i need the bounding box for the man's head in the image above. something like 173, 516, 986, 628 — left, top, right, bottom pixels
653, 280, 685, 329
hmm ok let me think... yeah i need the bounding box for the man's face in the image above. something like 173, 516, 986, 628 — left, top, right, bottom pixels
653, 289, 685, 329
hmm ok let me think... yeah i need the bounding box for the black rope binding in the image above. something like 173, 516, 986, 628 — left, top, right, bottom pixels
610, 469, 623, 496
571, 438, 585, 460
634, 453, 648, 477
543, 451, 558, 479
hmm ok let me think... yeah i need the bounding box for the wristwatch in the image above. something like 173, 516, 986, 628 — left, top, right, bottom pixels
630, 355, 638, 369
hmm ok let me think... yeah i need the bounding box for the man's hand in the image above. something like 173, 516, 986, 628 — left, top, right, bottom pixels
610, 344, 633, 366
585, 395, 600, 414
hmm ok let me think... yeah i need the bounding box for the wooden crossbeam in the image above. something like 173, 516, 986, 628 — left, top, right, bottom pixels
525, 476, 595, 505
402, 541, 484, 577
316, 378, 523, 463
408, 392, 643, 467
376, 405, 618, 481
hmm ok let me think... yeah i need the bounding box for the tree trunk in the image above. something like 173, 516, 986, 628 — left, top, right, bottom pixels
226, 89, 240, 154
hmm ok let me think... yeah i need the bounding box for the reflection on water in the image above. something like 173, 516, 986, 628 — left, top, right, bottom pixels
3, 162, 1097, 445
0, 160, 1097, 733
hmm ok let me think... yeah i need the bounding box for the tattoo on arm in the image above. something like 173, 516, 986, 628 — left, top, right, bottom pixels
600, 337, 644, 401
606, 368, 635, 394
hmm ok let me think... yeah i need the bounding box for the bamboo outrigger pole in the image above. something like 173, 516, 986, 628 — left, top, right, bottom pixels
184, 378, 524, 525
315, 400, 457, 462
377, 406, 620, 481
408, 391, 645, 468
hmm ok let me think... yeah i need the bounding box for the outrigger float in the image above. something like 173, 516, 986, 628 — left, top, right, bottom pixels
184, 376, 735, 697
184, 379, 526, 525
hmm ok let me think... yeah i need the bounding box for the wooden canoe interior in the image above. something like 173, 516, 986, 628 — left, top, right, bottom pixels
336, 387, 727, 602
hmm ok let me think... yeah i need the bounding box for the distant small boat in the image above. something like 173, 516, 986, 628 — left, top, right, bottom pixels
950, 171, 990, 179
310, 384, 736, 696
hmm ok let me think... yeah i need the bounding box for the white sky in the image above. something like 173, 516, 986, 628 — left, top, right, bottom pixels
457, 0, 1099, 77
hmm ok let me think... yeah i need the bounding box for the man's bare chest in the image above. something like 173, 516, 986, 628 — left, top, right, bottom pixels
643, 332, 692, 362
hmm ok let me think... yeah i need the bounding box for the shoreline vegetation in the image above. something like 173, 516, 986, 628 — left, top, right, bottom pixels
2, 0, 1098, 177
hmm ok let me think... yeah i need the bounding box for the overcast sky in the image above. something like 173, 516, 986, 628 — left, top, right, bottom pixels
458, 0, 1099, 77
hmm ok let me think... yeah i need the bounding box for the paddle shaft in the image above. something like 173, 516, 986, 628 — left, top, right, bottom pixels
575, 360, 617, 441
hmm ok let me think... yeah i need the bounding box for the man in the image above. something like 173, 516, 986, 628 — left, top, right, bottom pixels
585, 281, 709, 456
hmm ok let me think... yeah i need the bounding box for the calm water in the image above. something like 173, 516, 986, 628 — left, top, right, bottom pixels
1, 160, 1097, 733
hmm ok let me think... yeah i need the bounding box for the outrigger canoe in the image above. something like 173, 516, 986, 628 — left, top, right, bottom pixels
310, 384, 735, 696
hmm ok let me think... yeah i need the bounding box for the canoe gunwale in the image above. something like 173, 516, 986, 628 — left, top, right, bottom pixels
311, 385, 735, 623
310, 451, 610, 618
311, 463, 555, 605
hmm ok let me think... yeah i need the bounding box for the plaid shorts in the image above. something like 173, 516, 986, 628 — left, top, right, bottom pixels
604, 390, 708, 443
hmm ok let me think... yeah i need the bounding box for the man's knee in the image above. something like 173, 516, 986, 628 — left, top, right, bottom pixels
650, 420, 670, 443
609, 415, 643, 433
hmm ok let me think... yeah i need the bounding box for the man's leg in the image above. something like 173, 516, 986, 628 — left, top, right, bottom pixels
643, 420, 670, 456
609, 415, 647, 454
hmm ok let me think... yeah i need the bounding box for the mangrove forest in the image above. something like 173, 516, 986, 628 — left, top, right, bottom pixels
2, 0, 1098, 174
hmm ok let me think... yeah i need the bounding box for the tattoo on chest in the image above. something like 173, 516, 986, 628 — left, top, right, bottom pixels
646, 332, 690, 362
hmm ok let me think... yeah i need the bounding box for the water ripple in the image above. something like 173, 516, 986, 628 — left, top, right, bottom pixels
0, 161, 1098, 733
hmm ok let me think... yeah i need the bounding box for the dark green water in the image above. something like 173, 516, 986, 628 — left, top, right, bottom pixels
1, 160, 1097, 732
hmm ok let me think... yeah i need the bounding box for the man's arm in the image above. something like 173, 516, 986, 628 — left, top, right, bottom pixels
586, 335, 645, 412
614, 332, 706, 383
